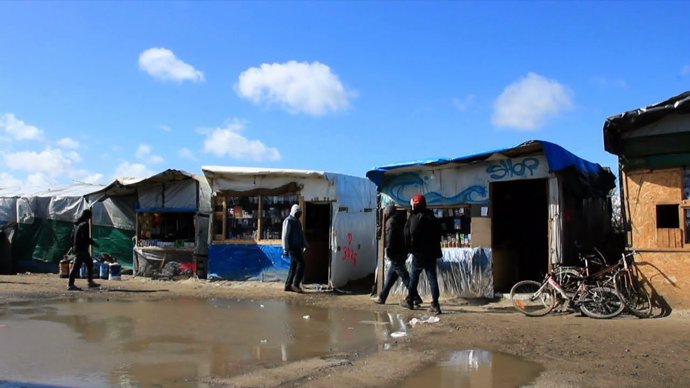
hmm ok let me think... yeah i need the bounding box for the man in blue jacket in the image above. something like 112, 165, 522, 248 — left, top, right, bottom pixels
282, 204, 308, 293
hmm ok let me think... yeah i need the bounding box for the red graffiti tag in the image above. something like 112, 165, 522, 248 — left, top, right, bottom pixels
342, 232, 358, 266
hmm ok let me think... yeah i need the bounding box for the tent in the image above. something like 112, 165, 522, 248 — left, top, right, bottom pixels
0, 183, 135, 273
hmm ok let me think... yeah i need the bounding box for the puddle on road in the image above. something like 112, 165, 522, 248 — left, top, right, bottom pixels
0, 298, 407, 388
400, 349, 544, 388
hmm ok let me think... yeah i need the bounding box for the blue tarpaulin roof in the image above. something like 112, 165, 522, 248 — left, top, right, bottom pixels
366, 140, 612, 189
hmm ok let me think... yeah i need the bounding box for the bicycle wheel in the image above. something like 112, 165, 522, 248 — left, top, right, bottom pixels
510, 280, 556, 317
578, 286, 625, 319
553, 267, 582, 295
614, 271, 653, 318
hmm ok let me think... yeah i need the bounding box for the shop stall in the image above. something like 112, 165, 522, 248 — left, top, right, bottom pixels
202, 166, 377, 288
366, 140, 616, 297
94, 169, 211, 278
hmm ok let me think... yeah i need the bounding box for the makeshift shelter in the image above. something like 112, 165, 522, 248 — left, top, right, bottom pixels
366, 140, 616, 297
202, 166, 377, 288
604, 90, 690, 309
92, 169, 212, 279
0, 184, 135, 273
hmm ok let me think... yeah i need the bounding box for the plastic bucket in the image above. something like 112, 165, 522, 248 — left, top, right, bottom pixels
99, 262, 109, 279
59, 260, 71, 278
108, 263, 121, 280
78, 262, 98, 278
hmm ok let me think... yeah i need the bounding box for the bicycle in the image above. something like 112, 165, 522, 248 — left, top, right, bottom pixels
573, 246, 652, 319
510, 267, 625, 319
613, 249, 653, 318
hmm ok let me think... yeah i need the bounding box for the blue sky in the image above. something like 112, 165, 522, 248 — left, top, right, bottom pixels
1, 1, 689, 189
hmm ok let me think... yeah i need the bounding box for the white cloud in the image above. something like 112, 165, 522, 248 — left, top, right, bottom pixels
135, 144, 164, 164
202, 121, 280, 161
26, 173, 53, 187
138, 47, 205, 83
452, 94, 476, 111
236, 61, 354, 115
57, 137, 80, 149
148, 155, 164, 164
0, 113, 44, 141
70, 170, 104, 184
3, 148, 77, 174
114, 162, 155, 180
159, 125, 171, 132
681, 65, 690, 76
0, 172, 23, 188
82, 174, 104, 184
492, 73, 573, 131
65, 150, 82, 163
178, 147, 196, 160
136, 144, 151, 159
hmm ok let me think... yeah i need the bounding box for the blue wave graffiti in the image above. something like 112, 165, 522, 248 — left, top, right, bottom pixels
383, 172, 488, 205
425, 186, 488, 205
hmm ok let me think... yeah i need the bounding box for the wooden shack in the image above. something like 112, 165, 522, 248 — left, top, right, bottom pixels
604, 91, 690, 309
367, 140, 616, 296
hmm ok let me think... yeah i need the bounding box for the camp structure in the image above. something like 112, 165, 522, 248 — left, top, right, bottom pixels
93, 169, 211, 279
201, 166, 377, 289
604, 90, 690, 309
366, 140, 616, 297
0, 183, 135, 274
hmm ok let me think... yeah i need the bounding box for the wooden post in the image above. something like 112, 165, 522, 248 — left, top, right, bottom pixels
376, 209, 386, 295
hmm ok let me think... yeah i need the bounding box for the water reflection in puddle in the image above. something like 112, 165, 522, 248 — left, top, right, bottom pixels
400, 349, 544, 388
0, 298, 407, 387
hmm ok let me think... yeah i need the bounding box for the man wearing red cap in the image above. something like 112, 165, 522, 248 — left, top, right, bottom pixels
401, 194, 443, 314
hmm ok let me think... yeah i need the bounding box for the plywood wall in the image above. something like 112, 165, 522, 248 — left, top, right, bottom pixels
636, 251, 690, 310
625, 168, 683, 248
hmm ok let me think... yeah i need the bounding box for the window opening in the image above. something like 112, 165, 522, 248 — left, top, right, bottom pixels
656, 204, 679, 229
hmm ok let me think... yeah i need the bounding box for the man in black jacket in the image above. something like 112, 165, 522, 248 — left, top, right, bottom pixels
401, 194, 443, 314
67, 209, 100, 291
374, 204, 410, 304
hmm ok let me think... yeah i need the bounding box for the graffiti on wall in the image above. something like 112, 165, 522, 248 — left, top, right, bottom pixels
341, 232, 358, 266
486, 157, 541, 180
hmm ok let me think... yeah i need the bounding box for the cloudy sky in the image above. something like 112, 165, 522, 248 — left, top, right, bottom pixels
1, 1, 689, 189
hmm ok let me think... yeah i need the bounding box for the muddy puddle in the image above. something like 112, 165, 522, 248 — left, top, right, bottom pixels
0, 298, 408, 387
401, 349, 544, 388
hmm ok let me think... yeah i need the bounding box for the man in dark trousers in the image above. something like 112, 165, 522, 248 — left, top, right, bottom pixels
401, 194, 443, 314
67, 209, 100, 291
374, 203, 410, 304
282, 204, 307, 293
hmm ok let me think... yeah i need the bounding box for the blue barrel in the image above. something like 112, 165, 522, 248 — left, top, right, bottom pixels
108, 263, 121, 280
79, 262, 99, 278
99, 262, 109, 279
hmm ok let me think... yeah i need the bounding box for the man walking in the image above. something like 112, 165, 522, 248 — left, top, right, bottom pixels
374, 204, 410, 304
282, 204, 307, 293
67, 209, 100, 291
401, 194, 443, 314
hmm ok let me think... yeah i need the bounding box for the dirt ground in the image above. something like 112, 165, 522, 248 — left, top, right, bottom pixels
1, 273, 689, 387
